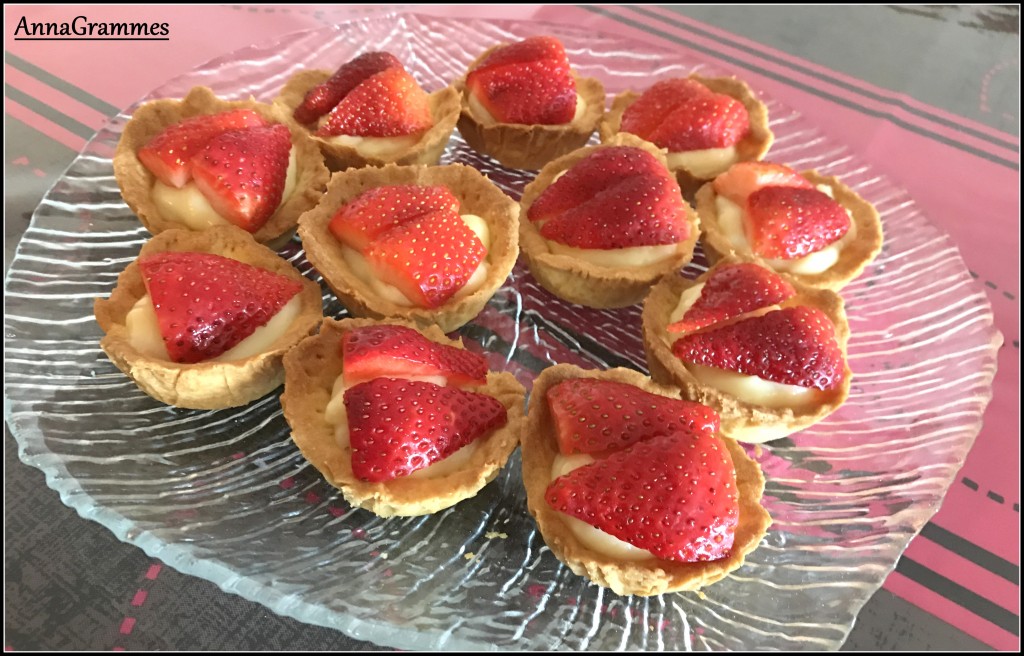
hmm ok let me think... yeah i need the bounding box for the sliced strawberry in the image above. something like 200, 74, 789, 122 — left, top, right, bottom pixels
545, 431, 739, 562
138, 109, 268, 188
317, 67, 433, 138
364, 208, 486, 308
138, 252, 302, 364
667, 263, 797, 333
672, 306, 845, 390
712, 161, 813, 207
620, 78, 711, 141
293, 51, 402, 124
190, 124, 292, 233
747, 186, 850, 259
527, 146, 668, 224
538, 172, 688, 249
546, 378, 720, 455
466, 57, 576, 125
340, 324, 488, 386
474, 35, 568, 73
328, 185, 460, 252
647, 92, 750, 152
344, 378, 507, 482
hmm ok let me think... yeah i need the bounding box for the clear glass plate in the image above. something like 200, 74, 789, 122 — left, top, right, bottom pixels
4, 13, 1001, 651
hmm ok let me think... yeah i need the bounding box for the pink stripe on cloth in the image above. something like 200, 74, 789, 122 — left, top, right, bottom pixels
636, 4, 1018, 146
5, 99, 86, 151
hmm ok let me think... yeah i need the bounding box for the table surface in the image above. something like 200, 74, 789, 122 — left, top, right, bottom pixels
4, 4, 1019, 651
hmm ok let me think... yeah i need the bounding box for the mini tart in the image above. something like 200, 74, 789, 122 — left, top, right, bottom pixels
297, 163, 519, 332
281, 317, 525, 517
519, 133, 700, 308
454, 45, 605, 170
641, 258, 852, 443
93, 226, 323, 409
696, 170, 883, 290
600, 74, 772, 196
274, 70, 461, 171
114, 86, 329, 248
521, 364, 771, 596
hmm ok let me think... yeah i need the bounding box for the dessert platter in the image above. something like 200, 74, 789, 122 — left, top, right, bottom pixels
3, 14, 1002, 651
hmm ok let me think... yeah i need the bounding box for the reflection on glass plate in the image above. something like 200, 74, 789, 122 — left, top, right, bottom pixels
4, 14, 1001, 651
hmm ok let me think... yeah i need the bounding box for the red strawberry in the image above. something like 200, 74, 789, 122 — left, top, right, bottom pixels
138, 110, 268, 188
293, 51, 402, 124
671, 306, 845, 390
538, 172, 688, 249
647, 93, 750, 152
527, 146, 668, 224
328, 185, 460, 252
317, 67, 433, 138
619, 78, 711, 142
364, 208, 486, 308
746, 186, 850, 259
712, 161, 813, 206
475, 35, 569, 72
190, 124, 292, 233
340, 324, 488, 386
546, 378, 720, 455
545, 431, 739, 562
344, 378, 507, 482
138, 252, 302, 364
667, 263, 797, 333
466, 57, 577, 125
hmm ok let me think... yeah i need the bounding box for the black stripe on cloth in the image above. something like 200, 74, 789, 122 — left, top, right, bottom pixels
5, 52, 120, 116
920, 523, 1019, 584
4, 83, 94, 140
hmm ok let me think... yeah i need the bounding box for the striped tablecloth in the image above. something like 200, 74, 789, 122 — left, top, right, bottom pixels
5, 4, 1018, 651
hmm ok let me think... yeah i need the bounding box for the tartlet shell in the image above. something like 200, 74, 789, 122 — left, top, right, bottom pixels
696, 169, 884, 290
599, 74, 773, 196
281, 317, 526, 517
297, 163, 519, 332
454, 44, 605, 170
521, 364, 772, 596
93, 226, 324, 409
113, 86, 330, 247
274, 70, 461, 171
641, 256, 853, 442
518, 133, 700, 308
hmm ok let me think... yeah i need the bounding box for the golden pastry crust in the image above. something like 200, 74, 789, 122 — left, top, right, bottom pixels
521, 364, 771, 596
113, 86, 330, 247
518, 133, 700, 308
297, 163, 519, 332
641, 257, 852, 443
273, 70, 461, 171
93, 226, 323, 409
696, 169, 884, 290
454, 44, 605, 170
599, 74, 773, 196
281, 317, 526, 517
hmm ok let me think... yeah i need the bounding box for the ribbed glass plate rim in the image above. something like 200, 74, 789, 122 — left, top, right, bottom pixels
5, 12, 1003, 652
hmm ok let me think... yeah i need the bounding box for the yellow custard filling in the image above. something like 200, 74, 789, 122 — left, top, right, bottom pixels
666, 146, 739, 179
152, 150, 298, 231
126, 294, 302, 362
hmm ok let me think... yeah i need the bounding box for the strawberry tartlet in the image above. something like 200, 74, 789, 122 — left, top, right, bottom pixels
282, 318, 525, 516
94, 226, 323, 409
114, 86, 329, 248
519, 133, 700, 308
455, 35, 605, 170
275, 51, 461, 171
642, 257, 852, 442
521, 364, 771, 596
697, 161, 883, 290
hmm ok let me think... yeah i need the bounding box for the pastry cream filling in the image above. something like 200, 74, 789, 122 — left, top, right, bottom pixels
715, 189, 857, 275
325, 372, 482, 480
321, 133, 424, 158
152, 150, 299, 231
544, 241, 679, 269
685, 363, 824, 410
550, 453, 655, 561
468, 91, 587, 125
666, 146, 739, 179
125, 294, 302, 362
667, 282, 706, 325
340, 214, 492, 307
